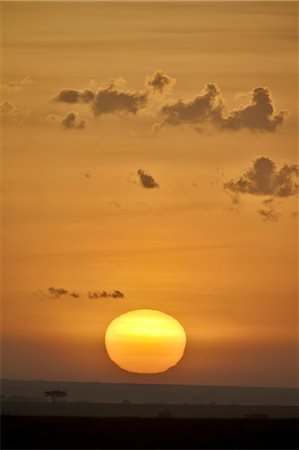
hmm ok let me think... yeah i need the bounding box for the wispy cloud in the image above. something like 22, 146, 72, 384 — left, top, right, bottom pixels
1, 100, 17, 115
0, 76, 34, 93
258, 198, 281, 222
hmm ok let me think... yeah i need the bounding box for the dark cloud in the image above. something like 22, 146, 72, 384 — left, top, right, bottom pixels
46, 287, 79, 299
220, 87, 287, 132
137, 169, 159, 189
55, 89, 95, 104
224, 157, 298, 198
145, 70, 176, 94
88, 290, 125, 299
160, 83, 223, 127
55, 83, 148, 117
62, 112, 86, 129
48, 287, 68, 298
158, 84, 287, 133
81, 89, 95, 103
54, 76, 286, 133
69, 291, 80, 298
40, 287, 124, 300
224, 157, 298, 221
91, 86, 148, 117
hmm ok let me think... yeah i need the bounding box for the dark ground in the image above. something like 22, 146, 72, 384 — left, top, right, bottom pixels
1, 415, 298, 449
2, 401, 297, 418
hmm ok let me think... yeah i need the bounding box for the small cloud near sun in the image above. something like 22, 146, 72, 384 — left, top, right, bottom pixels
38, 287, 124, 300
88, 290, 125, 299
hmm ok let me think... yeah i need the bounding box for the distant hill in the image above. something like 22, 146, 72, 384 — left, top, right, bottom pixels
1, 379, 298, 406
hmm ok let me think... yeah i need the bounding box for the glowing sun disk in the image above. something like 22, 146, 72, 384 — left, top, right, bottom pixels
105, 309, 187, 374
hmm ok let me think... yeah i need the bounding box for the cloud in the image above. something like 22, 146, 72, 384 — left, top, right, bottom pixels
55, 88, 95, 104
224, 157, 298, 221
258, 199, 281, 222
44, 112, 87, 129
1, 100, 16, 115
55, 81, 148, 117
44, 113, 63, 124
158, 84, 287, 133
39, 287, 80, 299
160, 83, 223, 127
145, 70, 176, 94
48, 287, 69, 298
53, 75, 286, 133
224, 157, 298, 198
39, 287, 123, 300
91, 86, 148, 117
69, 291, 80, 298
137, 169, 159, 189
88, 290, 125, 299
62, 112, 86, 129
0, 76, 34, 93
1, 100, 28, 125
220, 87, 287, 132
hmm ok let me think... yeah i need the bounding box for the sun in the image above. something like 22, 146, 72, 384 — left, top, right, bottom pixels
105, 309, 187, 374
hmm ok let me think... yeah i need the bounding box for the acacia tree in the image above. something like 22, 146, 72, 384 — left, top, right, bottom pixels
44, 390, 67, 404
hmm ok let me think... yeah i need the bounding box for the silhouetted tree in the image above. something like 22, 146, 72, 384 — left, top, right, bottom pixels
44, 390, 67, 404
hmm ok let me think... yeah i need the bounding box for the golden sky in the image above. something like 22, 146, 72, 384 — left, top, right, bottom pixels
1, 1, 298, 387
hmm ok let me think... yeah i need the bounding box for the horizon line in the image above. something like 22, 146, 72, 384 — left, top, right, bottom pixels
1, 377, 297, 390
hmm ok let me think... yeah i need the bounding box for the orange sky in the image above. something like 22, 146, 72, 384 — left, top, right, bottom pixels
1, 1, 298, 387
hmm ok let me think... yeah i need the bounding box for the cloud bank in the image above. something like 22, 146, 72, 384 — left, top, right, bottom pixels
54, 74, 287, 133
